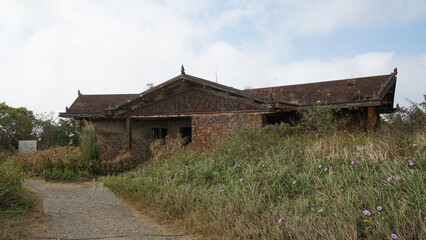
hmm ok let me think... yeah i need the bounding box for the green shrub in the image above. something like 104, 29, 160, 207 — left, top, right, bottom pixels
299, 104, 346, 134
99, 152, 136, 176
0, 160, 30, 213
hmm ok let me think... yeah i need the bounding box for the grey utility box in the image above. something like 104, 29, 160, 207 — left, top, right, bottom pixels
18, 140, 37, 153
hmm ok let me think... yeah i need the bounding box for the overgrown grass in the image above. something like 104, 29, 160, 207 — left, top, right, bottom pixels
0, 159, 36, 239
104, 122, 425, 239
9, 121, 135, 181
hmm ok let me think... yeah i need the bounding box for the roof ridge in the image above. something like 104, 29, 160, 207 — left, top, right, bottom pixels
245, 73, 393, 91
78, 93, 139, 96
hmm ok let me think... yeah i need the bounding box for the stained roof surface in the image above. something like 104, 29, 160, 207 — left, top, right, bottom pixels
62, 71, 396, 116
245, 74, 393, 105
66, 94, 137, 115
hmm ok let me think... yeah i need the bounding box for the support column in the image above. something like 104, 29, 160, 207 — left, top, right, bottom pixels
367, 107, 378, 131
126, 117, 132, 152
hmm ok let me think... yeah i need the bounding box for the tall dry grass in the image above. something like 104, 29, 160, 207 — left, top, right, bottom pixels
8, 146, 80, 177
104, 118, 425, 239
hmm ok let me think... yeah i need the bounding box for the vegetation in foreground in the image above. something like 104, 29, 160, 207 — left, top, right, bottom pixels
104, 105, 425, 239
8, 122, 135, 181
0, 156, 35, 239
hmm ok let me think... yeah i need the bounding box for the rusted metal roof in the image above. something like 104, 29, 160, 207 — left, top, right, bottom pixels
61, 94, 137, 117
245, 73, 396, 106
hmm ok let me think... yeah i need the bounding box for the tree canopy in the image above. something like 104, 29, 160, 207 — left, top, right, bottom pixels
0, 102, 78, 152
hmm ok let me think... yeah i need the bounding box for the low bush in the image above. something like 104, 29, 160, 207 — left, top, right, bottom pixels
10, 146, 80, 177
99, 151, 136, 176
10, 121, 136, 181
0, 159, 31, 213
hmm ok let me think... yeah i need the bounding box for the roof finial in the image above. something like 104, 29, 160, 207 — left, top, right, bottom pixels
78, 89, 81, 96
181, 65, 185, 75
393, 67, 398, 75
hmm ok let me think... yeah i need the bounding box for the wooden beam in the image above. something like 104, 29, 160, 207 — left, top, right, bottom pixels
126, 117, 132, 152
367, 106, 378, 131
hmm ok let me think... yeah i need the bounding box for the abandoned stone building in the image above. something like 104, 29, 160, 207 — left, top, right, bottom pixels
60, 67, 397, 162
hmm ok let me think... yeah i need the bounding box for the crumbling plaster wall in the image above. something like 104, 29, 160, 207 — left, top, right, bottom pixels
131, 118, 191, 162
192, 113, 266, 147
94, 119, 127, 161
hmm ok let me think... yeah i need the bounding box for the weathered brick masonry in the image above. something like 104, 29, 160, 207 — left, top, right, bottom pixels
60, 69, 397, 162
95, 120, 127, 161
192, 113, 266, 147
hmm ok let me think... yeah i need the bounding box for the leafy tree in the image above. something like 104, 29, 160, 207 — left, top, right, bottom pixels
57, 118, 79, 146
34, 112, 80, 150
0, 102, 35, 152
0, 103, 80, 152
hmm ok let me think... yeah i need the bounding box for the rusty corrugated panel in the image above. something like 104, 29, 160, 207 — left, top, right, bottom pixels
245, 74, 393, 105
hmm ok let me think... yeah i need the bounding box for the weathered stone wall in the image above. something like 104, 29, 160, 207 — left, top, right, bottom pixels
94, 120, 127, 161
192, 113, 265, 147
131, 118, 191, 162
339, 107, 379, 131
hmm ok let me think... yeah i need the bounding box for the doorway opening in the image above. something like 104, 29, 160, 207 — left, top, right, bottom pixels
180, 127, 192, 145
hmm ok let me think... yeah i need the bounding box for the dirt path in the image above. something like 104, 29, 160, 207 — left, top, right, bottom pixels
25, 180, 184, 240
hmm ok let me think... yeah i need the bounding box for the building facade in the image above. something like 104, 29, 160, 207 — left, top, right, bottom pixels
60, 68, 397, 162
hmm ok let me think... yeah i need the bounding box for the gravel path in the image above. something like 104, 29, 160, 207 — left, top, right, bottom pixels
26, 180, 183, 240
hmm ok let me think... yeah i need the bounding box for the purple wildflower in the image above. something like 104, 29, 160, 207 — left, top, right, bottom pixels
396, 176, 401, 180
356, 161, 359, 164
278, 217, 284, 223
293, 180, 296, 184
409, 160, 414, 166
240, 178, 243, 182
387, 177, 392, 182
10, 204, 13, 208
262, 164, 265, 168
391, 233, 398, 239
317, 208, 324, 213
324, 156, 328, 159
363, 210, 371, 216
377, 206, 382, 211
324, 168, 328, 172
219, 189, 224, 193
319, 165, 322, 168
351, 161, 354, 165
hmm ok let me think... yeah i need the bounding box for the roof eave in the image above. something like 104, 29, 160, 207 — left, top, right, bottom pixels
59, 112, 105, 118
378, 71, 397, 100
300, 100, 382, 110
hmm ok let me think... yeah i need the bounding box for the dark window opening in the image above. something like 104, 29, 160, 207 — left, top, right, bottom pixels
180, 127, 192, 145
152, 128, 167, 139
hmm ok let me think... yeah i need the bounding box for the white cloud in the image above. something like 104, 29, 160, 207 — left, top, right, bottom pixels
245, 0, 426, 36
0, 0, 424, 114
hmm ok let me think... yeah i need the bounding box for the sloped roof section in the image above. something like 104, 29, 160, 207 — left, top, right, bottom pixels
60, 94, 137, 117
112, 73, 273, 111
60, 68, 397, 118
245, 73, 396, 106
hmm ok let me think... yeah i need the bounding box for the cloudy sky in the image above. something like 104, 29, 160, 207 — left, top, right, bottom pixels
1, 0, 425, 115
